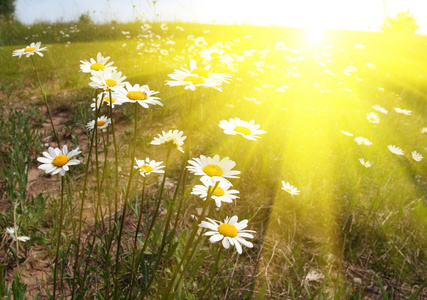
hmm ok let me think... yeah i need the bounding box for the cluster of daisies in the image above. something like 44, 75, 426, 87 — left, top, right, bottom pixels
341, 102, 424, 167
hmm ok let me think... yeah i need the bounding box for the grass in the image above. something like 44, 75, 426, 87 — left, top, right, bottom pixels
0, 19, 426, 299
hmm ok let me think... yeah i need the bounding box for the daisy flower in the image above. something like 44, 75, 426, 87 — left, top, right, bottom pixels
37, 145, 81, 176
12, 42, 47, 58
191, 176, 239, 207
134, 158, 165, 176
394, 108, 412, 115
193, 36, 207, 47
366, 112, 380, 123
6, 227, 30, 242
198, 216, 255, 254
90, 92, 127, 110
86, 115, 111, 132
187, 155, 240, 179
150, 130, 186, 152
281, 181, 300, 195
200, 47, 233, 67
218, 117, 267, 141
373, 104, 388, 114
411, 151, 423, 162
341, 130, 353, 136
115, 83, 163, 108
80, 52, 117, 74
388, 145, 404, 156
89, 69, 127, 90
359, 158, 372, 168
165, 59, 230, 91
354, 137, 372, 145
421, 127, 427, 134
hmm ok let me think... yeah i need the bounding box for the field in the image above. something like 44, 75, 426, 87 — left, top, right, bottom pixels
0, 19, 427, 299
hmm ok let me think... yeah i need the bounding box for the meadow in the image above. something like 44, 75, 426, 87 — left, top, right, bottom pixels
0, 19, 426, 299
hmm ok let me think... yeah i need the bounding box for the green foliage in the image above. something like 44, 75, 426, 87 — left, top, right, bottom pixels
0, 0, 15, 19
381, 11, 419, 34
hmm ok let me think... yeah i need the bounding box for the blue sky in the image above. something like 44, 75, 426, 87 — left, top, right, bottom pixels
15, 0, 427, 34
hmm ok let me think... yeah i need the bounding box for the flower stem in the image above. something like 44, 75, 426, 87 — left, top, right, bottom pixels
199, 246, 223, 299
53, 176, 65, 299
30, 56, 60, 147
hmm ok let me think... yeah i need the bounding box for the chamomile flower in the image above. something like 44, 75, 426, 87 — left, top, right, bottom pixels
198, 216, 255, 254
90, 91, 127, 110
193, 36, 207, 47
80, 52, 117, 74
115, 83, 162, 108
411, 151, 423, 162
421, 127, 427, 134
86, 116, 111, 131
373, 105, 388, 114
341, 130, 353, 136
366, 112, 380, 123
12, 42, 47, 58
6, 227, 30, 242
359, 158, 372, 168
191, 176, 239, 207
200, 47, 233, 67
281, 181, 300, 195
187, 155, 240, 179
37, 145, 81, 176
218, 117, 267, 141
388, 145, 404, 155
150, 130, 186, 152
394, 108, 412, 115
354, 137, 372, 145
165, 59, 230, 91
134, 158, 165, 176
89, 69, 127, 90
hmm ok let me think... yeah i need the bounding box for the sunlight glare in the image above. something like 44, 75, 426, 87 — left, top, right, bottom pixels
307, 28, 323, 43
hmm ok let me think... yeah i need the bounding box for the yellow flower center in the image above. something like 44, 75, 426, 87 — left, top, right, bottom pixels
234, 126, 251, 136
105, 79, 117, 87
126, 91, 147, 100
203, 164, 223, 177
140, 165, 153, 173
210, 52, 221, 58
183, 76, 205, 85
97, 120, 106, 126
208, 186, 225, 196
285, 188, 292, 193
52, 155, 69, 167
191, 68, 210, 77
218, 223, 238, 238
103, 96, 115, 103
90, 63, 105, 71
24, 47, 36, 52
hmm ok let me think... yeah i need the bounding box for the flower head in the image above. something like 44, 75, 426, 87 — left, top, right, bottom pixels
37, 145, 81, 176
281, 181, 300, 195
89, 69, 127, 90
150, 130, 186, 152
199, 47, 233, 67
411, 151, 423, 162
421, 127, 427, 134
80, 52, 117, 74
134, 158, 165, 176
199, 216, 256, 254
115, 83, 163, 108
354, 137, 372, 145
12, 42, 47, 58
359, 158, 372, 168
6, 227, 30, 242
86, 115, 111, 132
394, 108, 412, 115
91, 91, 127, 110
341, 130, 353, 136
388, 145, 404, 156
366, 112, 380, 123
187, 155, 240, 179
218, 117, 267, 141
165, 59, 230, 91
191, 176, 239, 207
373, 105, 388, 114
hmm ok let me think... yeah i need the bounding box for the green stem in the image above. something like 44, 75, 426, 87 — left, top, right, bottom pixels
109, 89, 120, 224
113, 103, 139, 299
53, 176, 65, 299
30, 56, 60, 147
199, 246, 223, 299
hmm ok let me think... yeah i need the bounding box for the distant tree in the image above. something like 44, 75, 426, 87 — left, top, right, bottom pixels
0, 0, 16, 19
380, 11, 419, 34
78, 12, 92, 24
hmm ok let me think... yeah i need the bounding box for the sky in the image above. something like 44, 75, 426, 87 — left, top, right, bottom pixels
15, 0, 427, 34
